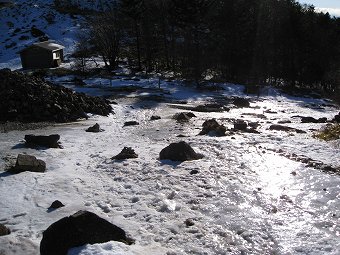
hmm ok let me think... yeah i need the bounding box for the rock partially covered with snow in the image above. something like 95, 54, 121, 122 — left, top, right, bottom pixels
11, 154, 46, 173
0, 69, 112, 122
199, 119, 226, 136
112, 147, 138, 160
159, 141, 203, 162
40, 210, 132, 255
86, 123, 103, 133
25, 134, 61, 148
173, 112, 196, 122
233, 97, 250, 108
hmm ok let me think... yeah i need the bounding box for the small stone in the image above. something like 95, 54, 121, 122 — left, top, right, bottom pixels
185, 219, 195, 227
86, 123, 103, 132
190, 170, 199, 175
112, 147, 138, 160
150, 115, 161, 121
11, 154, 46, 173
124, 121, 139, 127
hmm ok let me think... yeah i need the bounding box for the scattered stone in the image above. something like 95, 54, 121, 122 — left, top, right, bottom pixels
233, 97, 250, 108
25, 134, 60, 148
49, 200, 65, 209
40, 210, 133, 255
10, 154, 46, 173
332, 112, 340, 123
0, 224, 10, 236
269, 124, 306, 133
264, 109, 277, 114
173, 112, 196, 122
112, 147, 138, 160
301, 116, 327, 123
185, 219, 195, 227
234, 120, 248, 131
199, 119, 226, 136
190, 170, 199, 175
86, 123, 103, 133
124, 121, 139, 127
159, 141, 203, 162
150, 115, 161, 121
278, 120, 292, 124
193, 103, 229, 112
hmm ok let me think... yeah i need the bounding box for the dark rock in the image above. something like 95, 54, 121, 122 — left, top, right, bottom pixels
0, 69, 112, 122
124, 121, 139, 127
49, 200, 65, 209
159, 141, 203, 162
269, 124, 306, 133
199, 119, 226, 136
332, 113, 340, 123
301, 117, 319, 123
185, 219, 195, 227
278, 120, 292, 124
234, 120, 248, 131
190, 170, 199, 175
25, 134, 60, 148
0, 224, 10, 236
318, 117, 328, 123
173, 112, 196, 122
150, 115, 161, 121
11, 154, 46, 173
30, 26, 45, 37
264, 109, 277, 114
86, 123, 103, 133
40, 210, 132, 255
193, 103, 229, 112
233, 98, 250, 108
112, 147, 138, 160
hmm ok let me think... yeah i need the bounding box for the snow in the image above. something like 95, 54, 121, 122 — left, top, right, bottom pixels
0, 79, 339, 255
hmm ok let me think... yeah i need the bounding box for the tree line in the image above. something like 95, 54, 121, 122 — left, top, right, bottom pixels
70, 0, 340, 92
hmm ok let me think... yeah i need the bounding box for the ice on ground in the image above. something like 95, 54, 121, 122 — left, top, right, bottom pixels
0, 80, 339, 255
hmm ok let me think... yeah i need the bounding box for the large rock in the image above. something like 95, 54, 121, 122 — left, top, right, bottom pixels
0, 224, 10, 236
11, 154, 46, 173
269, 124, 306, 134
233, 97, 250, 108
193, 103, 229, 112
199, 119, 226, 136
112, 147, 138, 160
159, 141, 203, 162
234, 120, 248, 131
86, 123, 103, 133
0, 69, 112, 122
301, 116, 327, 123
25, 134, 60, 148
333, 112, 340, 123
173, 112, 196, 122
40, 210, 132, 255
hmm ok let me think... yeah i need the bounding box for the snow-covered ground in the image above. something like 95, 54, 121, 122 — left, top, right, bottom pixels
0, 80, 339, 255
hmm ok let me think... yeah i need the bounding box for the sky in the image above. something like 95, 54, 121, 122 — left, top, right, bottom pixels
297, 0, 340, 16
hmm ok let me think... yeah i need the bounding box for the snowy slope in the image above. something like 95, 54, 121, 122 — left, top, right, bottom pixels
0, 80, 339, 255
0, 0, 92, 70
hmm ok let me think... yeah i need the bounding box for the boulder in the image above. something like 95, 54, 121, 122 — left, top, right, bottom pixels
173, 112, 196, 122
150, 115, 161, 121
333, 113, 340, 123
124, 121, 139, 127
49, 200, 65, 209
199, 119, 226, 136
0, 224, 10, 236
11, 154, 46, 173
234, 120, 248, 131
40, 210, 132, 255
159, 141, 203, 162
112, 147, 138, 160
86, 123, 103, 133
301, 117, 319, 123
233, 98, 250, 108
25, 134, 60, 148
193, 103, 229, 112
269, 124, 306, 134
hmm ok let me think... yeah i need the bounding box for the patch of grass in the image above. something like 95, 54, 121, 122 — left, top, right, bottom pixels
314, 124, 340, 141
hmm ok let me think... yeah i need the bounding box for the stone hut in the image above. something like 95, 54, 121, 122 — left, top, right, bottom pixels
19, 41, 65, 69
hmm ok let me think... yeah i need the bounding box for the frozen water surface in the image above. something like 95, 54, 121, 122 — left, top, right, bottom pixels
0, 80, 339, 255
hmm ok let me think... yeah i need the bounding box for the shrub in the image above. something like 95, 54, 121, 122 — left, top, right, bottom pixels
314, 124, 340, 141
